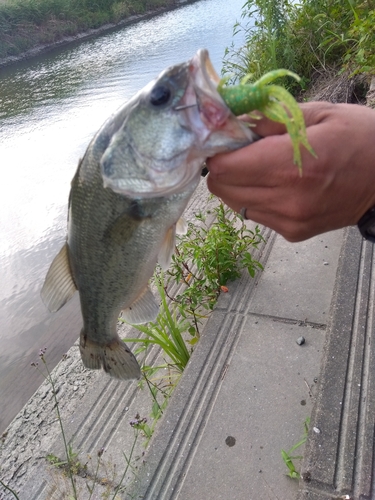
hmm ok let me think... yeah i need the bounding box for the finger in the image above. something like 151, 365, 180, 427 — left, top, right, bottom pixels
299, 101, 335, 127
207, 133, 299, 187
242, 204, 346, 242
239, 113, 287, 137
206, 180, 285, 216
206, 181, 310, 241
239, 99, 332, 137
208, 105, 336, 188
207, 181, 333, 242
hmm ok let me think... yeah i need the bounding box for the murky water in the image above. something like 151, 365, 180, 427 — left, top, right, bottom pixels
0, 0, 246, 432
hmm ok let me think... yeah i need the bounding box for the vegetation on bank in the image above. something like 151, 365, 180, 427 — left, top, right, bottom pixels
224, 0, 375, 96
0, 0, 175, 60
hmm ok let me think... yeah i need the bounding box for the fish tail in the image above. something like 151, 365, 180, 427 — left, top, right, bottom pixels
79, 329, 141, 380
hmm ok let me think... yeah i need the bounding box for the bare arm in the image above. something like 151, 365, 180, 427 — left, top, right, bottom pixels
207, 101, 375, 242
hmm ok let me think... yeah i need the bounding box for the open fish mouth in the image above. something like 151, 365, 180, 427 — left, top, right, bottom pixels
99, 49, 253, 198
177, 49, 230, 130
191, 48, 222, 95
173, 49, 221, 111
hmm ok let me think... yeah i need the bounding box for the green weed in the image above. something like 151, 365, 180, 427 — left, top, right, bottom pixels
123, 276, 188, 444
281, 417, 310, 479
0, 479, 20, 500
123, 274, 191, 373
125, 202, 263, 369
166, 202, 264, 339
223, 0, 375, 93
222, 0, 296, 85
32, 348, 79, 498
344, 3, 375, 75
123, 201, 264, 446
46, 443, 85, 477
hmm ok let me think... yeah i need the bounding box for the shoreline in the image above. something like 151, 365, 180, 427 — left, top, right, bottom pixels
0, 0, 200, 69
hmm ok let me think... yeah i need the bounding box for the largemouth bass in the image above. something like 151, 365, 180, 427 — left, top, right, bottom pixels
41, 49, 256, 380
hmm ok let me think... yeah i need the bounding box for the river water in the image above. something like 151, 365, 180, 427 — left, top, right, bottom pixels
0, 0, 246, 432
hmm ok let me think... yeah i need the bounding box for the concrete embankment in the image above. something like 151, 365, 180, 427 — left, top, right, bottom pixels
2, 177, 374, 499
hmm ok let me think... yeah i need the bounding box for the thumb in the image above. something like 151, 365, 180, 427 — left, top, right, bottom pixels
239, 112, 287, 137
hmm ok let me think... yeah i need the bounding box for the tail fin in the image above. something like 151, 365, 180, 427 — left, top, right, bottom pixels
79, 330, 141, 380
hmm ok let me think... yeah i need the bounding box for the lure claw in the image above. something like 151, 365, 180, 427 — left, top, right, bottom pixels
218, 69, 316, 172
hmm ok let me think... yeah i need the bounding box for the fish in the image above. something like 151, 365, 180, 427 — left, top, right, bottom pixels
41, 49, 256, 380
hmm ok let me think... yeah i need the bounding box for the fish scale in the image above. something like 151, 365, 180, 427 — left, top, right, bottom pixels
41, 49, 256, 380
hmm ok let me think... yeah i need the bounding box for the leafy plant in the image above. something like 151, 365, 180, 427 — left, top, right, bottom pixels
122, 201, 264, 447
46, 444, 85, 477
344, 3, 375, 74
166, 202, 264, 339
123, 274, 191, 373
125, 204, 264, 369
281, 417, 310, 479
222, 0, 296, 84
223, 0, 375, 94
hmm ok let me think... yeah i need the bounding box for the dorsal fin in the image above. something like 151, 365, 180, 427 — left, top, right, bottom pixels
41, 243, 77, 312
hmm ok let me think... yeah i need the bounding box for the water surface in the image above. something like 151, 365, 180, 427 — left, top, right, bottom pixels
0, 0, 246, 432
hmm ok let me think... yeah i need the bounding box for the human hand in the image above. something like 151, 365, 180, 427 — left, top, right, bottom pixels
207, 101, 375, 242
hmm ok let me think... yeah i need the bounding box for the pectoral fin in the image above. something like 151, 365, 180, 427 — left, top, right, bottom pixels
176, 217, 188, 235
41, 243, 77, 312
158, 225, 177, 271
121, 286, 159, 324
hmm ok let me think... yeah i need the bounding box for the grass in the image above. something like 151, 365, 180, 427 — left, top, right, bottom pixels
125, 202, 264, 369
165, 202, 264, 340
281, 417, 310, 479
223, 0, 375, 93
0, 0, 175, 60
123, 274, 191, 374
27, 350, 142, 499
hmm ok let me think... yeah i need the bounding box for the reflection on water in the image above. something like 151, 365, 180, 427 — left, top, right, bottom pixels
0, 0, 246, 432
0, 0, 243, 122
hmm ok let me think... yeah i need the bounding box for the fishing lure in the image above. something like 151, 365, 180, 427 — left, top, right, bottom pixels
218, 69, 316, 172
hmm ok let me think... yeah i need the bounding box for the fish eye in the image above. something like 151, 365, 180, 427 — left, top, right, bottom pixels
150, 85, 171, 106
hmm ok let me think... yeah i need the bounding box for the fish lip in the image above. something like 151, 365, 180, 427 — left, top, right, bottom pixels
187, 49, 231, 129
196, 48, 221, 90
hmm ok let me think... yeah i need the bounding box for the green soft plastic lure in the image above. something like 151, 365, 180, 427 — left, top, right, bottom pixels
217, 69, 316, 172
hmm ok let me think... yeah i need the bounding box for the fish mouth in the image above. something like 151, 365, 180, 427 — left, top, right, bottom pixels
137, 50, 233, 171
137, 50, 233, 196
100, 50, 252, 199
178, 49, 230, 131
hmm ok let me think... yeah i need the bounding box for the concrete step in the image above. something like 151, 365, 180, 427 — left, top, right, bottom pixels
298, 228, 375, 500
127, 229, 344, 500
4, 192, 372, 500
